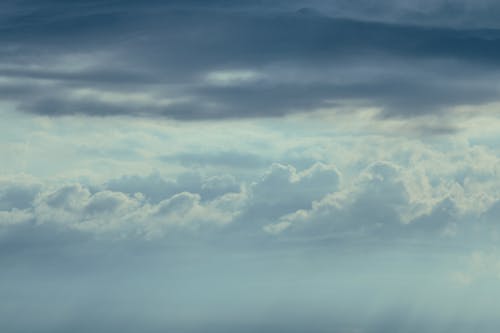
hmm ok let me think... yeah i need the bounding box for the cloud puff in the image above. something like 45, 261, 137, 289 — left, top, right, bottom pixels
228, 163, 342, 232
263, 160, 496, 241
30, 183, 240, 240
267, 162, 408, 236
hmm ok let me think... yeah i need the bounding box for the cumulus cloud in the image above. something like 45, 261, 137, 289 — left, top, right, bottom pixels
29, 184, 240, 240
230, 163, 342, 231
267, 161, 409, 236
1, 154, 498, 244
0, 163, 337, 240
263, 160, 498, 241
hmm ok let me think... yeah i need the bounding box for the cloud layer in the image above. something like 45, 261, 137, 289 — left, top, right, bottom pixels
2, 151, 499, 245
2, 153, 500, 332
2, 0, 500, 122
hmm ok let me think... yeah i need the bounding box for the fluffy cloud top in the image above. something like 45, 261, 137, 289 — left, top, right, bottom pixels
1, 154, 499, 245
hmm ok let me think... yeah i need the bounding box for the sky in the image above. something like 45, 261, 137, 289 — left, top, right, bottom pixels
2, 1, 500, 332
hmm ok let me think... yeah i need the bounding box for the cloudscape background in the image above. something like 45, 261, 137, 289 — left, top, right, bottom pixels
2, 1, 500, 332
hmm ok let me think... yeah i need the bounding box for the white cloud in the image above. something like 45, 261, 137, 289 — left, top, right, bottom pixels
205, 70, 264, 86
264, 159, 499, 240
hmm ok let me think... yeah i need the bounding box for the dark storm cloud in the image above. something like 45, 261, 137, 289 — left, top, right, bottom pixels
3, 0, 500, 120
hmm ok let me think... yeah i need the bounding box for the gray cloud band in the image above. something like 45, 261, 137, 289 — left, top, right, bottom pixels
2, 0, 500, 120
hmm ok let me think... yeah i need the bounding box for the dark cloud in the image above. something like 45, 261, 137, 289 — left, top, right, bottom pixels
21, 97, 142, 117
2, 0, 500, 121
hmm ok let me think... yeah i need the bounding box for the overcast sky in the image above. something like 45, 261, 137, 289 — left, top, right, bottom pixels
2, 1, 500, 332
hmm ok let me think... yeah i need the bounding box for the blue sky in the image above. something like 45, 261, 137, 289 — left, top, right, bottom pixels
2, 1, 500, 332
